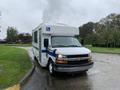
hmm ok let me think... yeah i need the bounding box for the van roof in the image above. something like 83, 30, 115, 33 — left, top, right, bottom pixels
32, 23, 79, 36
33, 23, 77, 30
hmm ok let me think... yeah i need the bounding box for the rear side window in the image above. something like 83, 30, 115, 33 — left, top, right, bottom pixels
34, 31, 38, 43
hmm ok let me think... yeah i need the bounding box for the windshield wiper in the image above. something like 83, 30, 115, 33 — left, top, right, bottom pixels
67, 45, 80, 47
52, 45, 67, 47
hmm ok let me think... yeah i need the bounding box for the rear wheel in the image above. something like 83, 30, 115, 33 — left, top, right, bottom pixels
33, 56, 38, 66
48, 61, 55, 75
34, 56, 36, 60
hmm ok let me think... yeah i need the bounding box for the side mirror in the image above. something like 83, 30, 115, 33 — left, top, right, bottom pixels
44, 39, 49, 48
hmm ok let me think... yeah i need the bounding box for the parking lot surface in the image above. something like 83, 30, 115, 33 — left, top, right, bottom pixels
21, 47, 120, 90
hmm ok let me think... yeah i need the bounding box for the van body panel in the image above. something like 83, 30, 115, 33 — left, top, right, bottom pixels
54, 62, 93, 72
53, 47, 91, 55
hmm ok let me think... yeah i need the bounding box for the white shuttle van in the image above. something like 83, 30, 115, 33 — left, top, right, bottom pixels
32, 23, 93, 75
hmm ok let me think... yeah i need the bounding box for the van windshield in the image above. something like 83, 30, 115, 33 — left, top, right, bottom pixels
51, 36, 82, 48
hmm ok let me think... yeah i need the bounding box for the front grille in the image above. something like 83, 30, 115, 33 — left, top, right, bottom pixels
68, 59, 89, 65
65, 54, 89, 65
66, 54, 88, 58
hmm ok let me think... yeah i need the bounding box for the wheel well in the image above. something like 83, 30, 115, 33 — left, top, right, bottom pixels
47, 57, 52, 68
34, 56, 37, 60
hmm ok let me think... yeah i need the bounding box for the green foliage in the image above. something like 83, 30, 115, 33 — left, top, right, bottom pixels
79, 13, 120, 48
18, 33, 32, 44
86, 45, 120, 54
0, 45, 32, 89
6, 26, 32, 44
7, 27, 18, 43
79, 22, 94, 39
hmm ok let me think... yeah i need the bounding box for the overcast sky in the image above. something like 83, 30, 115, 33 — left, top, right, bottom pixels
0, 0, 120, 39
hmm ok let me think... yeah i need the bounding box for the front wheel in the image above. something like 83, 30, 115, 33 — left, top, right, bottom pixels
48, 61, 55, 75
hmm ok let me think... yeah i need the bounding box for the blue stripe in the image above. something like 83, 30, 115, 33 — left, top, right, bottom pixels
42, 49, 56, 57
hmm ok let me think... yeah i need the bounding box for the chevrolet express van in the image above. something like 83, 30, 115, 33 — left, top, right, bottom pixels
32, 23, 93, 75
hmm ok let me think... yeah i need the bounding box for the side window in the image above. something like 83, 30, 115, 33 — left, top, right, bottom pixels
34, 31, 38, 43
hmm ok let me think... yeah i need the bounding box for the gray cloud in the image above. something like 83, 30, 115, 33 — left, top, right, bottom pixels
0, 0, 120, 39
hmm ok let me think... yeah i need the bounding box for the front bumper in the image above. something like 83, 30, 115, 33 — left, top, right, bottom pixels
53, 62, 94, 73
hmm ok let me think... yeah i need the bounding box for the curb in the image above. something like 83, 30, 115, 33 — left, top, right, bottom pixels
15, 47, 36, 89
19, 64, 35, 86
4, 84, 20, 90
4, 48, 35, 90
19, 47, 36, 87
4, 65, 35, 90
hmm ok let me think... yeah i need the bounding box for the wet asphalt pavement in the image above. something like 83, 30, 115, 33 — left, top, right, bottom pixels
21, 47, 120, 90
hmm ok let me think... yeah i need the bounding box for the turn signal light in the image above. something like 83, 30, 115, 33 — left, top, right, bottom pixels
55, 60, 68, 64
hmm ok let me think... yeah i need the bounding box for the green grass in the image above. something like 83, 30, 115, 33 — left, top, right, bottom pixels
2, 43, 32, 47
0, 45, 32, 89
86, 45, 120, 54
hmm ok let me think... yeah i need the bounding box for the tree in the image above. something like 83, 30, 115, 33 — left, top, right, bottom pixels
79, 13, 120, 47
18, 33, 32, 43
7, 26, 18, 43
92, 13, 120, 47
79, 22, 94, 38
79, 22, 95, 44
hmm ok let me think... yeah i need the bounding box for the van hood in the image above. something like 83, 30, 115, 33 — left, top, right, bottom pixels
53, 47, 91, 55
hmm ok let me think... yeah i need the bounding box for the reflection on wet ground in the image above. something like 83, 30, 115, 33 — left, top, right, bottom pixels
21, 47, 120, 90
22, 60, 93, 90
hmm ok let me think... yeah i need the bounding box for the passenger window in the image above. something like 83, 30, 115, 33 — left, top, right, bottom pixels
34, 31, 38, 43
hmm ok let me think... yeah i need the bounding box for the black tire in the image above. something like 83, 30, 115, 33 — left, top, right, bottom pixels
48, 61, 55, 75
81, 70, 87, 75
33, 56, 39, 66
34, 56, 37, 60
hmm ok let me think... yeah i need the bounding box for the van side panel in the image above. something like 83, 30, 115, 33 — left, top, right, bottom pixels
32, 29, 40, 64
41, 34, 50, 66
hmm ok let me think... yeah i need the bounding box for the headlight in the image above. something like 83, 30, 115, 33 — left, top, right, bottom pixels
88, 53, 92, 57
56, 54, 68, 64
57, 54, 66, 58
58, 54, 63, 58
88, 53, 92, 60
